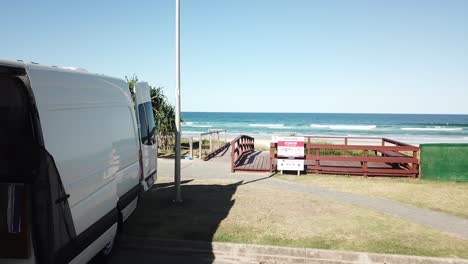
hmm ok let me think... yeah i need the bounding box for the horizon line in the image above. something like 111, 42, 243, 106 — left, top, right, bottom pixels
181, 111, 468, 115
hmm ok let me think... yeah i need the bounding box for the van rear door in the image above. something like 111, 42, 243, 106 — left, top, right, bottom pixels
135, 82, 157, 191
0, 75, 34, 262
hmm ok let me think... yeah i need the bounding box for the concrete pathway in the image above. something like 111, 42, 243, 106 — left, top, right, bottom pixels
157, 158, 468, 240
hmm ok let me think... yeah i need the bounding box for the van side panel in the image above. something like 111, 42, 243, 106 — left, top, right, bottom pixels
26, 67, 140, 237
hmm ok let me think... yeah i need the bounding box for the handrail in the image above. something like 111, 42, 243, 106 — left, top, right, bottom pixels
203, 143, 230, 161
382, 137, 414, 147
198, 130, 227, 159
302, 135, 382, 140
305, 144, 419, 151
200, 129, 227, 136
231, 135, 255, 172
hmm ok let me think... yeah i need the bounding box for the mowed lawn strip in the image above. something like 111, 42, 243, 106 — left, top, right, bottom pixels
124, 178, 468, 259
276, 174, 468, 219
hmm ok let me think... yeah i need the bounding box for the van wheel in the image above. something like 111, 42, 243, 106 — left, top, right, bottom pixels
101, 235, 116, 256
95, 214, 122, 263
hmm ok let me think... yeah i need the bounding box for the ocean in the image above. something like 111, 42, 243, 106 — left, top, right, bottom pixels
181, 112, 468, 144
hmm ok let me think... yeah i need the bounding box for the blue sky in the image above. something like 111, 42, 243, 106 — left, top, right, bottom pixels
2, 0, 467, 114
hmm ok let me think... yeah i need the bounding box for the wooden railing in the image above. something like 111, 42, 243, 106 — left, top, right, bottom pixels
203, 143, 230, 161
269, 136, 420, 177
231, 135, 255, 172
197, 130, 227, 160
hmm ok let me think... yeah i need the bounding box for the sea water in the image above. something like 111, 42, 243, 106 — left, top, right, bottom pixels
181, 112, 468, 144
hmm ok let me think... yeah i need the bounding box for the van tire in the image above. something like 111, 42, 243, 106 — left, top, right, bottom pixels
94, 212, 123, 263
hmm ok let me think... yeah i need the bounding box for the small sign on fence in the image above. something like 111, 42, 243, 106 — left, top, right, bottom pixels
276, 136, 305, 158
277, 159, 304, 171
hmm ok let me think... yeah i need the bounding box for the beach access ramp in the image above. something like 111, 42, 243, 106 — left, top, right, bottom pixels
203, 135, 271, 173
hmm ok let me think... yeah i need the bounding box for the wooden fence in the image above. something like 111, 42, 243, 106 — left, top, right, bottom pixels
231, 135, 255, 172
197, 130, 227, 160
269, 136, 420, 177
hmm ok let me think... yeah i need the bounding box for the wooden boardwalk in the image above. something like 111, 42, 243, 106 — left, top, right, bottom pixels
207, 135, 418, 176
206, 143, 270, 172
234, 151, 270, 172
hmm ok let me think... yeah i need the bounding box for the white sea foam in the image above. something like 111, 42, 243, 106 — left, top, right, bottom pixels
401, 127, 463, 132
182, 131, 206, 135
182, 122, 213, 128
269, 126, 293, 129
249, 124, 284, 128
310, 124, 377, 130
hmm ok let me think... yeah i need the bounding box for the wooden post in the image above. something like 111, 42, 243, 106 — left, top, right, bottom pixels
344, 137, 348, 156
209, 133, 213, 152
315, 147, 320, 174
269, 142, 274, 173
189, 137, 193, 158
199, 134, 202, 160
363, 150, 368, 177
413, 150, 418, 178
231, 141, 235, 172
307, 137, 311, 173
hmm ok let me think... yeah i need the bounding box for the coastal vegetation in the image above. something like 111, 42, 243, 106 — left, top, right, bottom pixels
308, 141, 377, 156
126, 75, 177, 151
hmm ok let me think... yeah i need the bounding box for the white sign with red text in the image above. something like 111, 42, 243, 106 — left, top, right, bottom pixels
276, 136, 305, 158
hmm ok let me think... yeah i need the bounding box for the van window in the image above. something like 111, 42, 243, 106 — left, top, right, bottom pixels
138, 102, 156, 145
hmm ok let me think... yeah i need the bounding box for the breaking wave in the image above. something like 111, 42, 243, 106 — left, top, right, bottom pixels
401, 127, 463, 132
310, 124, 377, 130
249, 124, 285, 128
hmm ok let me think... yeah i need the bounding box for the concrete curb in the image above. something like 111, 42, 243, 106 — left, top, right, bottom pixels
119, 236, 468, 264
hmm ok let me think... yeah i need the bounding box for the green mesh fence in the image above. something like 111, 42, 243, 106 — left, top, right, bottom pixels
420, 144, 468, 182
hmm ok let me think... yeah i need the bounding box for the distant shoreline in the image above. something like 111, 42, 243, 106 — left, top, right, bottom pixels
180, 112, 468, 144
182, 111, 468, 116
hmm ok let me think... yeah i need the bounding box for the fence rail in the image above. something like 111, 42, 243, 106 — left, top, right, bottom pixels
197, 130, 227, 160
269, 136, 419, 177
231, 135, 255, 172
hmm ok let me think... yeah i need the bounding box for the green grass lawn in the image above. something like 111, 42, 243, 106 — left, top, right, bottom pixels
276, 174, 468, 219
124, 178, 468, 259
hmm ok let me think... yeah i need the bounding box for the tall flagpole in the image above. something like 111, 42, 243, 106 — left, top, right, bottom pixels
174, 0, 182, 202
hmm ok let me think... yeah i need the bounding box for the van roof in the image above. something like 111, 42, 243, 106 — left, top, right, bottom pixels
0, 59, 119, 81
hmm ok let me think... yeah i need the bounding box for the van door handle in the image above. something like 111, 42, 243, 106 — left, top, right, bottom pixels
55, 194, 70, 204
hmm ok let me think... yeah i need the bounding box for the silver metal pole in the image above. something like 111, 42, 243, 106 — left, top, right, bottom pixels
174, 0, 182, 202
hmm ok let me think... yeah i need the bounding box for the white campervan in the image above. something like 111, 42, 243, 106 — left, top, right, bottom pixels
0, 60, 157, 263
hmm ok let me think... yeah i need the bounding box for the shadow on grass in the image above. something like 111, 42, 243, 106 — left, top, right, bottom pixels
119, 180, 241, 263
